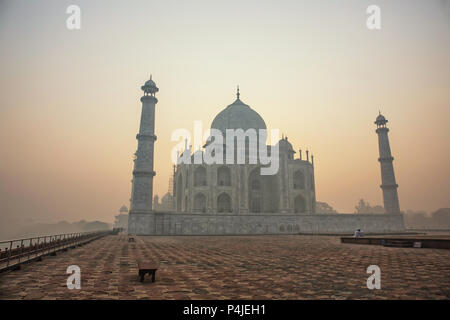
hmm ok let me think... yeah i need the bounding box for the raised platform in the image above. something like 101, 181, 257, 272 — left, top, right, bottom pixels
341, 235, 450, 250
128, 212, 405, 235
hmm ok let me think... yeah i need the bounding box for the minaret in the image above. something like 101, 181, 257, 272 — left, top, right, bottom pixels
129, 76, 158, 215
375, 112, 400, 214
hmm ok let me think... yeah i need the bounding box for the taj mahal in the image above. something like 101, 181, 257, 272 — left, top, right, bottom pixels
173, 87, 316, 215
128, 77, 405, 235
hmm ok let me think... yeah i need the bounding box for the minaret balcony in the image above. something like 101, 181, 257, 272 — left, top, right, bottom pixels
378, 156, 394, 162
140, 95, 158, 103
133, 170, 156, 177
136, 133, 157, 141
380, 183, 398, 189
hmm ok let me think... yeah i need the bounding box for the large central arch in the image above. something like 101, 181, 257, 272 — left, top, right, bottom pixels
248, 167, 279, 213
294, 195, 306, 214
293, 170, 305, 189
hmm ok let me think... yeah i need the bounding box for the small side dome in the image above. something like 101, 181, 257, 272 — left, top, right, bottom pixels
119, 205, 128, 213
277, 137, 294, 152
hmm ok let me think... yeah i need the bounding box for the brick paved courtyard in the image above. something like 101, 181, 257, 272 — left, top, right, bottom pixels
0, 234, 449, 299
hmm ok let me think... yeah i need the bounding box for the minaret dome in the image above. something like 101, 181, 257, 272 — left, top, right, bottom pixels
375, 112, 388, 127
141, 75, 159, 95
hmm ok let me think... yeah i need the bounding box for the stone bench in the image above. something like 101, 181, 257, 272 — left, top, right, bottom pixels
138, 262, 158, 283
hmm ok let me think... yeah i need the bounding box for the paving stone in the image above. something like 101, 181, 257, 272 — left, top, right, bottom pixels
0, 234, 449, 299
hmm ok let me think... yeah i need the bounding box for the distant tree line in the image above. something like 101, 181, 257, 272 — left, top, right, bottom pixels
0, 219, 111, 241
403, 208, 450, 230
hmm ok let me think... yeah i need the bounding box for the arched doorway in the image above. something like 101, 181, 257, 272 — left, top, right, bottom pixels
294, 195, 306, 214
194, 193, 207, 212
217, 193, 232, 213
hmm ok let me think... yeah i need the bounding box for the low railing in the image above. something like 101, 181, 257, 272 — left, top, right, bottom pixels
0, 230, 111, 272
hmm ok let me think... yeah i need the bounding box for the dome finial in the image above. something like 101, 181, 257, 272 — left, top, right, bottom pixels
236, 85, 240, 99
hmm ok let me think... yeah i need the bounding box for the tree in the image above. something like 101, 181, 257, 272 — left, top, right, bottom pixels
315, 201, 338, 214
354, 199, 385, 214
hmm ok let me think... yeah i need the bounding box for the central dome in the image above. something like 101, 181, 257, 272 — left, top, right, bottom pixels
211, 98, 267, 135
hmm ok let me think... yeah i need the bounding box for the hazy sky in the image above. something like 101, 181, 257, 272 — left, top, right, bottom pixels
0, 0, 449, 224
